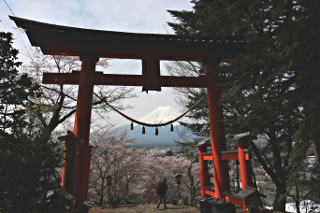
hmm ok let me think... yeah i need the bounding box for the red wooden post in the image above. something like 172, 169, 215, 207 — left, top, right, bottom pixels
61, 137, 76, 192
59, 135, 81, 196
238, 139, 249, 190
174, 173, 182, 204
73, 53, 99, 205
61, 141, 69, 189
204, 57, 230, 200
198, 143, 209, 198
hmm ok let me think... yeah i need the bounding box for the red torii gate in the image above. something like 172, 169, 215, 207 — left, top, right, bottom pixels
11, 16, 256, 212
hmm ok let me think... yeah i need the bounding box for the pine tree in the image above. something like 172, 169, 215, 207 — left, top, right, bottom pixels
0, 32, 62, 213
167, 1, 320, 211
0, 32, 39, 132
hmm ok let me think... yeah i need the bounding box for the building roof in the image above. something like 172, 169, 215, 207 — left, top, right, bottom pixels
47, 188, 75, 201
236, 186, 267, 199
10, 16, 247, 61
304, 189, 320, 203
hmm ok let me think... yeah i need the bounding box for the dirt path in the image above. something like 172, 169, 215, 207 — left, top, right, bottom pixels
89, 204, 279, 213
89, 204, 201, 213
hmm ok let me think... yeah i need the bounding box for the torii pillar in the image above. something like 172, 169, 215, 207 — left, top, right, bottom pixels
204, 57, 230, 200
73, 52, 99, 204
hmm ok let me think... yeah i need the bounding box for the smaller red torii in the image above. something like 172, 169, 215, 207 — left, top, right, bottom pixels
198, 136, 255, 207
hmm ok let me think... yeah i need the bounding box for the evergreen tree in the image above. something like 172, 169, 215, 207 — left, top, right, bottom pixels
0, 32, 39, 132
167, 1, 320, 211
0, 130, 62, 213
0, 32, 62, 213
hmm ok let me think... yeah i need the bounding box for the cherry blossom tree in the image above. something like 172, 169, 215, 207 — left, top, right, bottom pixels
183, 161, 200, 206
21, 47, 136, 136
89, 127, 148, 206
88, 125, 201, 207
138, 155, 200, 204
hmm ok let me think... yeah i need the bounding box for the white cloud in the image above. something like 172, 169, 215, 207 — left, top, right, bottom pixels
3, 0, 192, 33
1, 0, 193, 126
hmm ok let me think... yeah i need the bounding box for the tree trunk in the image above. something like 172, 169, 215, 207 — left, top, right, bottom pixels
250, 140, 288, 211
187, 164, 196, 206
273, 188, 287, 212
295, 185, 301, 213
99, 179, 105, 206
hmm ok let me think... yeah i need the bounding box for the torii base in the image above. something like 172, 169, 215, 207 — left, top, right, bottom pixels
200, 201, 236, 213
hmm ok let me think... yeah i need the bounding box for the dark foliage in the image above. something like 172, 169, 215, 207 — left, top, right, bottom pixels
0, 32, 41, 132
0, 32, 62, 213
167, 1, 320, 211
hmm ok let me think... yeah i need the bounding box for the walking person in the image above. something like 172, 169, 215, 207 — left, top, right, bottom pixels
156, 179, 168, 209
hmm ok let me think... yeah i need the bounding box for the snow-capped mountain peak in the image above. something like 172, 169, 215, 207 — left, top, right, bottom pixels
137, 106, 181, 125
139, 106, 179, 123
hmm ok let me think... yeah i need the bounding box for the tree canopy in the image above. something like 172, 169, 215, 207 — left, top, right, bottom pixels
167, 0, 320, 211
0, 32, 40, 132
0, 32, 62, 213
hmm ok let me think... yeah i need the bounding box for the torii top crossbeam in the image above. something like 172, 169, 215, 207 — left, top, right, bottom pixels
10, 16, 245, 61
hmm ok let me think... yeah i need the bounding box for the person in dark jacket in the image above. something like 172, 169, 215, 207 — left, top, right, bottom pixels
156, 179, 168, 209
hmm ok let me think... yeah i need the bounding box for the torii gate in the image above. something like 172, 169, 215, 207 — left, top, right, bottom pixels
11, 16, 256, 212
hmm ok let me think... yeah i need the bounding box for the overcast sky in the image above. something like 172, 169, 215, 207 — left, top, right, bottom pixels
1, 0, 194, 127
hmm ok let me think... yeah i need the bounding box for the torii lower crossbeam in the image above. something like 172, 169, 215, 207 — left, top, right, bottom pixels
43, 71, 208, 88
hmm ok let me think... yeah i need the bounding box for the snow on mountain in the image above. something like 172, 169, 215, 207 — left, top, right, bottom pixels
135, 106, 188, 126
116, 106, 191, 145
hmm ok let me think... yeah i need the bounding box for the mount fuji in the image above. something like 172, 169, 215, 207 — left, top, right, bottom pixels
115, 106, 190, 146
